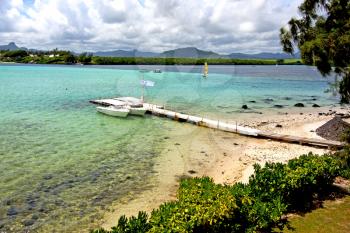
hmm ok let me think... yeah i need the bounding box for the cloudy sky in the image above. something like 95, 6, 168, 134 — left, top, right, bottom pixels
0, 0, 303, 54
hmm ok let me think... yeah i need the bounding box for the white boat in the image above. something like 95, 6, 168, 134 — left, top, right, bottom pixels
114, 97, 146, 116
96, 106, 129, 117
153, 69, 162, 73
127, 106, 147, 116
114, 97, 143, 107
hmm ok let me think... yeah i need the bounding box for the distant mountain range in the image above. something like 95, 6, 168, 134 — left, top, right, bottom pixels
160, 47, 223, 58
1, 42, 300, 59
227, 52, 300, 60
94, 47, 300, 59
94, 49, 159, 58
0, 42, 28, 51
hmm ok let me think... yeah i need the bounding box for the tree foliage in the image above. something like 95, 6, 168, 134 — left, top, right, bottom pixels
0, 50, 302, 66
280, 0, 350, 102
78, 52, 93, 64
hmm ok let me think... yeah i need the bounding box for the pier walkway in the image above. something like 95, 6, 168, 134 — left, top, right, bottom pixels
90, 98, 344, 149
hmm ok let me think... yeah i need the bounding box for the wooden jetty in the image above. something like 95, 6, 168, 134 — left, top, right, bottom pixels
90, 98, 344, 149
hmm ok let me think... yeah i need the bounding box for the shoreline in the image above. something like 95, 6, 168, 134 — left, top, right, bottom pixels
101, 105, 349, 229
0, 62, 303, 66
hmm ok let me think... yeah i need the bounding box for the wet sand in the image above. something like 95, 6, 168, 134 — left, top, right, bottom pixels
102, 105, 349, 229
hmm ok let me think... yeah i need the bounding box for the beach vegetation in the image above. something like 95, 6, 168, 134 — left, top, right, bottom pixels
341, 129, 350, 144
2, 49, 28, 58
91, 152, 350, 233
280, 0, 350, 103
78, 52, 93, 64
0, 49, 303, 66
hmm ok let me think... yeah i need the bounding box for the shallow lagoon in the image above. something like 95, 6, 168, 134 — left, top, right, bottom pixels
0, 64, 339, 232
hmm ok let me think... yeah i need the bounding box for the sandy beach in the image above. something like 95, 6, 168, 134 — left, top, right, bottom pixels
102, 105, 349, 229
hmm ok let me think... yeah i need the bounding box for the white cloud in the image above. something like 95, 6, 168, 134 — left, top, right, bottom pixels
0, 0, 303, 53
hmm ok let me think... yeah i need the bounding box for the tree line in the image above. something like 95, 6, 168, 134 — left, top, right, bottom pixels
0, 49, 301, 66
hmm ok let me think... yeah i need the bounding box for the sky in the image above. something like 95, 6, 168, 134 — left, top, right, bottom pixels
0, 0, 303, 54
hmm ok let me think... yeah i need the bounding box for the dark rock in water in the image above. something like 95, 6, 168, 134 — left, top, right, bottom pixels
273, 105, 284, 109
7, 207, 18, 216
43, 174, 53, 180
248, 100, 256, 103
303, 98, 317, 101
188, 170, 197, 174
316, 116, 350, 141
263, 98, 274, 102
26, 199, 36, 210
4, 198, 12, 206
283, 97, 292, 100
23, 219, 35, 226
242, 105, 248, 109
275, 124, 283, 128
217, 105, 230, 109
38, 206, 48, 213
312, 104, 320, 107
294, 103, 305, 107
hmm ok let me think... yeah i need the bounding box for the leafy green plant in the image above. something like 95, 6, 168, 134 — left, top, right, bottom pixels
149, 177, 237, 232
91, 211, 150, 233
93, 153, 348, 233
333, 146, 350, 179
341, 129, 350, 144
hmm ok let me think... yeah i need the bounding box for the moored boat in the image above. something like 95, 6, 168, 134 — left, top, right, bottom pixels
96, 106, 129, 117
128, 106, 147, 116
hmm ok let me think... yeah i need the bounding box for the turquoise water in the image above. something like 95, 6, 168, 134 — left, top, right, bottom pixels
0, 64, 338, 232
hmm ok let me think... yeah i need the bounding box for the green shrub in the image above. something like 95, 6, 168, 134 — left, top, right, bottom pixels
341, 129, 350, 143
149, 177, 237, 232
230, 183, 287, 232
91, 211, 150, 233
247, 154, 341, 212
93, 153, 347, 233
333, 146, 350, 179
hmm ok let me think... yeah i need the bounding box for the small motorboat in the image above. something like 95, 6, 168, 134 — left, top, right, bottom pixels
96, 106, 129, 117
153, 69, 162, 73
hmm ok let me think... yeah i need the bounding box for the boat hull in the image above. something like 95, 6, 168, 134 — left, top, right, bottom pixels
96, 106, 129, 117
129, 107, 147, 116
